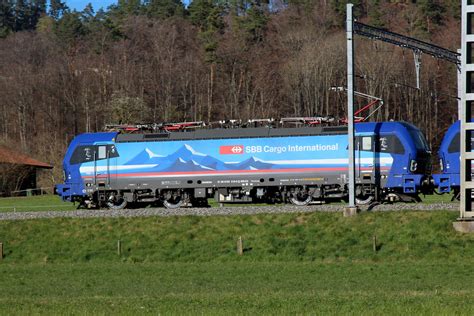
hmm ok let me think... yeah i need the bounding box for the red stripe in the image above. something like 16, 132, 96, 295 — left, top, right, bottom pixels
82, 167, 390, 179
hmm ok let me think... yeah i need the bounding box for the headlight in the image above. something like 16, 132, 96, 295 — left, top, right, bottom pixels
410, 160, 418, 172
439, 158, 444, 172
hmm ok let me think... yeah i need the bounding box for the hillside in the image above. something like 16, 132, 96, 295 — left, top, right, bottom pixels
0, 0, 462, 188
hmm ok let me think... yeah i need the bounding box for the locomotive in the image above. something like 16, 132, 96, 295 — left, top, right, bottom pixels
55, 120, 432, 209
433, 121, 462, 199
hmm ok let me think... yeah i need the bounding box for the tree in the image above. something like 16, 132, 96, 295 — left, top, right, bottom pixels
0, 0, 14, 37
108, 92, 148, 123
54, 11, 87, 47
29, 0, 47, 28
189, 0, 225, 121
367, 0, 384, 28
237, 2, 268, 43
417, 0, 445, 34
145, 0, 186, 19
49, 0, 68, 20
14, 0, 27, 31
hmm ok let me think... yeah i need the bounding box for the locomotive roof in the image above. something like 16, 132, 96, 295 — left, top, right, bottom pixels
115, 126, 347, 142
112, 121, 418, 143
69, 121, 419, 144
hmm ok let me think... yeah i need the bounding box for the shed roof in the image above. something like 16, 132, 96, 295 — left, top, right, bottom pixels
0, 146, 53, 169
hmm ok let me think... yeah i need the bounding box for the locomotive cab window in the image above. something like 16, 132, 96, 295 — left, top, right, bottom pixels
356, 135, 403, 154
448, 132, 474, 153
69, 145, 119, 165
376, 135, 405, 154
448, 132, 460, 153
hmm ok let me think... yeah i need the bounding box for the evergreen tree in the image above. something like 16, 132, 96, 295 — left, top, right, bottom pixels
229, 0, 268, 44
238, 2, 267, 42
114, 0, 142, 16
367, 0, 384, 28
189, 0, 223, 31
81, 2, 95, 22
54, 10, 86, 46
417, 0, 445, 32
189, 0, 224, 62
49, 0, 68, 20
14, 0, 27, 31
145, 0, 185, 19
0, 0, 14, 37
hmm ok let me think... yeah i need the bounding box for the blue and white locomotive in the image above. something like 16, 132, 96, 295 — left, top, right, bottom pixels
55, 121, 432, 208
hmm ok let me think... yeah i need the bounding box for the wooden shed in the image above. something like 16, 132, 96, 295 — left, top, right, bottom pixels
0, 146, 53, 197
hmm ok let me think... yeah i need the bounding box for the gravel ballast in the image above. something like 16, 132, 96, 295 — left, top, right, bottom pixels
0, 202, 460, 221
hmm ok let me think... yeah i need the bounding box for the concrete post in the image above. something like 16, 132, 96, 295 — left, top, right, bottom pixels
345, 3, 359, 217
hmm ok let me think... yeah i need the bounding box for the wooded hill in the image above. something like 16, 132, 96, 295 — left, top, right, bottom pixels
0, 0, 461, 185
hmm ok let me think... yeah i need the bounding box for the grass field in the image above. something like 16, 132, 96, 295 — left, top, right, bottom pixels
1, 261, 473, 314
0, 211, 474, 314
0, 195, 76, 212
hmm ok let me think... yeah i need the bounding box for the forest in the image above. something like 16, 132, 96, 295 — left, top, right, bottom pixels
0, 0, 462, 186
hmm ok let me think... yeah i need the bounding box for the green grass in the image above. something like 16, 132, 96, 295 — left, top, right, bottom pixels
0, 211, 473, 314
1, 261, 473, 314
420, 192, 455, 204
0, 211, 472, 263
0, 195, 76, 212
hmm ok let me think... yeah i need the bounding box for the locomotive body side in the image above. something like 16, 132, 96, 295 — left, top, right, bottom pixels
55, 121, 431, 208
433, 121, 461, 196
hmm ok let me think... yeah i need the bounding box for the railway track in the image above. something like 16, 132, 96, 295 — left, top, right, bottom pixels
0, 202, 460, 221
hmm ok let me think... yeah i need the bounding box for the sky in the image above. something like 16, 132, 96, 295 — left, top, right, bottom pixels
66, 0, 117, 12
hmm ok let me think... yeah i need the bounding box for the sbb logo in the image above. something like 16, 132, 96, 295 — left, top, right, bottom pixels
220, 145, 244, 155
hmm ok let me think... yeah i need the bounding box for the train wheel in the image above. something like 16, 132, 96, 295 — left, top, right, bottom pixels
355, 185, 374, 205
106, 193, 128, 210
356, 195, 374, 205
163, 195, 183, 209
289, 194, 312, 206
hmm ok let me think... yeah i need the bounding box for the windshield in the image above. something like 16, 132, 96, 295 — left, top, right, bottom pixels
408, 129, 430, 153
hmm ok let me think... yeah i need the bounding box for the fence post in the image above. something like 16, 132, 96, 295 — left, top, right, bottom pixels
117, 240, 122, 256
237, 236, 243, 256
0, 242, 3, 261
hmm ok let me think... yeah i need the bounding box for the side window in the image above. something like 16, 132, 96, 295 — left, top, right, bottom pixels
69, 145, 119, 165
355, 136, 374, 152
98, 146, 107, 159
362, 136, 372, 151
377, 135, 405, 154
447, 132, 474, 153
448, 132, 460, 153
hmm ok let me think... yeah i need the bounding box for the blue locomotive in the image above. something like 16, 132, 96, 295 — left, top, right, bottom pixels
433, 121, 461, 198
55, 121, 432, 209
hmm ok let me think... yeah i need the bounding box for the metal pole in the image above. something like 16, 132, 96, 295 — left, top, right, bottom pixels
347, 3, 356, 210
458, 48, 463, 120
460, 1, 468, 219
